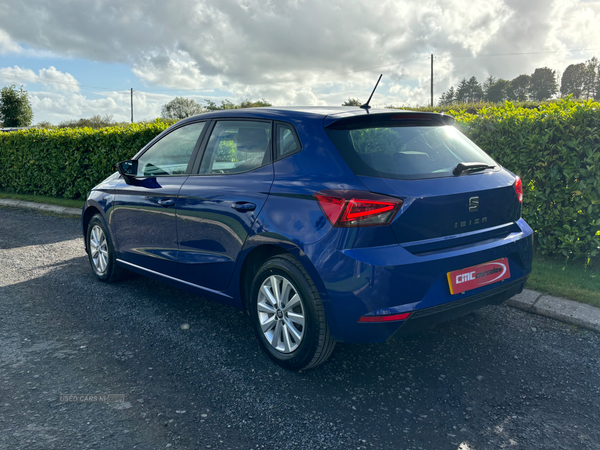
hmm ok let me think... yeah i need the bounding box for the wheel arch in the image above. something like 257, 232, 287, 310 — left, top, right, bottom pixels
82, 204, 103, 253
237, 241, 329, 316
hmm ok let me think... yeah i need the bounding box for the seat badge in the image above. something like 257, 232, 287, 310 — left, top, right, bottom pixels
469, 196, 479, 212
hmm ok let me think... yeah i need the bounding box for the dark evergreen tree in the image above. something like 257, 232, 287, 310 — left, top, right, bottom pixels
483, 76, 496, 101
455, 78, 469, 103
438, 86, 456, 106
487, 79, 510, 103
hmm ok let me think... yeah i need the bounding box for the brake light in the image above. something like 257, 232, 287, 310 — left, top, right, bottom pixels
514, 176, 523, 203
358, 312, 411, 323
314, 190, 402, 227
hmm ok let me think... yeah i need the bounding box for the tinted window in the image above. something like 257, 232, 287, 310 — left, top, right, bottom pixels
137, 122, 205, 176
276, 123, 301, 159
199, 121, 271, 174
326, 125, 497, 180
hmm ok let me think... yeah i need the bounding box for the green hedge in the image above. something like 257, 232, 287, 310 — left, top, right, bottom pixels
450, 98, 600, 263
0, 122, 168, 199
1, 99, 599, 262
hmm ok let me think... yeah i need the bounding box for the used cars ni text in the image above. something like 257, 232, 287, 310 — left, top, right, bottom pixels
82, 107, 533, 370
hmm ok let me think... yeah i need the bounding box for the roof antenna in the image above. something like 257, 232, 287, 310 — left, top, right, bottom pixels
360, 74, 382, 110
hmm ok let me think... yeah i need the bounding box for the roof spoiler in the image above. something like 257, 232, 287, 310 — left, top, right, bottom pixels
324, 111, 455, 129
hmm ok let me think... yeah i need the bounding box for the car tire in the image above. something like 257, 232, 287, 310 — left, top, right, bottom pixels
86, 213, 125, 282
250, 254, 336, 371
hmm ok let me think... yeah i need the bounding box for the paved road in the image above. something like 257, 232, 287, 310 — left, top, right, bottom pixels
1, 207, 599, 450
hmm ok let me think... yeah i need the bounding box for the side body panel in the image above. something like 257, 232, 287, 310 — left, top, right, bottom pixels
111, 176, 187, 275
175, 164, 274, 291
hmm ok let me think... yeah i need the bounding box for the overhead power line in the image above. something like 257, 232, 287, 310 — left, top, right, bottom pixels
7, 45, 599, 94
451, 48, 600, 59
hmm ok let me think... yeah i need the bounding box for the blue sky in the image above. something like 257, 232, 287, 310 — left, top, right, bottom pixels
1, 0, 599, 124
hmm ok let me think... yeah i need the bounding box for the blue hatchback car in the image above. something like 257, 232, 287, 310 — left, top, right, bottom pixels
83, 107, 533, 370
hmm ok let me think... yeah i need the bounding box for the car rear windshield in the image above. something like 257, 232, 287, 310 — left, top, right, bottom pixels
326, 122, 498, 180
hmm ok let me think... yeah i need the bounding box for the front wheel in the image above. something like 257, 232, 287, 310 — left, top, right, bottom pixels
250, 254, 335, 370
86, 214, 125, 282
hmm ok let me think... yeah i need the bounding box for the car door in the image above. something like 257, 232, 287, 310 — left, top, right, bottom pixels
175, 119, 274, 291
111, 121, 207, 275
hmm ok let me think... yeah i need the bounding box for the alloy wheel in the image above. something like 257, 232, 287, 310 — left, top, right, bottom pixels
257, 275, 306, 353
89, 225, 109, 275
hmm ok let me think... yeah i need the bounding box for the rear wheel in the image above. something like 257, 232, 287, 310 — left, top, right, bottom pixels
250, 254, 335, 370
86, 214, 125, 282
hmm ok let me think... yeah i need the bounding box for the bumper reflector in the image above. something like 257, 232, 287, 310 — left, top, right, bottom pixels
358, 312, 411, 323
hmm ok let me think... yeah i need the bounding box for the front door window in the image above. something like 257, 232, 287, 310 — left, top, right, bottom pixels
137, 122, 206, 176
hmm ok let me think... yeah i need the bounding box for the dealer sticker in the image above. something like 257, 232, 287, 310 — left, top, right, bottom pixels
447, 258, 511, 295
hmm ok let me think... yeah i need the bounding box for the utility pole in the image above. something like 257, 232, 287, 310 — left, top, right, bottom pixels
430, 54, 434, 107
130, 88, 134, 123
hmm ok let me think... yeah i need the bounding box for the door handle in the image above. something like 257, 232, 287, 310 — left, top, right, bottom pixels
231, 201, 256, 212
158, 198, 176, 207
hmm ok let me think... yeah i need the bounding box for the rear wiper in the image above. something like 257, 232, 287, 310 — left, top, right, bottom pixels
452, 162, 495, 176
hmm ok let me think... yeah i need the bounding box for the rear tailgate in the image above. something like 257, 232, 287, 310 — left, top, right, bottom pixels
358, 172, 521, 244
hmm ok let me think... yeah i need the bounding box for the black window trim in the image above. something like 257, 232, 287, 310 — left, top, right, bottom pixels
189, 118, 275, 177
131, 119, 210, 177
274, 121, 302, 161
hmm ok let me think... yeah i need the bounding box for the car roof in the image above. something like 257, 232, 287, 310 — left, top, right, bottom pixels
180, 107, 447, 126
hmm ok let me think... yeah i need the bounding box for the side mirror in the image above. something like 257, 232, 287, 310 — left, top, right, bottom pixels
116, 160, 138, 185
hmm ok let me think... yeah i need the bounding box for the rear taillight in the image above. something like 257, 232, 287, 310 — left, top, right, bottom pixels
514, 176, 523, 203
314, 190, 402, 227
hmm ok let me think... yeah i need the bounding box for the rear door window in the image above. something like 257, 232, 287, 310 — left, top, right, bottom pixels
326, 123, 497, 180
199, 121, 272, 174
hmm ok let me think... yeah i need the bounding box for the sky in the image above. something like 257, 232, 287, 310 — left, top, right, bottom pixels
0, 0, 599, 124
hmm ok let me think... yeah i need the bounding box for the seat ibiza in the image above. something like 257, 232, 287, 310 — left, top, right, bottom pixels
82, 107, 533, 370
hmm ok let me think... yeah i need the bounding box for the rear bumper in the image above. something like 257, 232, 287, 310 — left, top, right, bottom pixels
304, 219, 533, 344
392, 277, 525, 338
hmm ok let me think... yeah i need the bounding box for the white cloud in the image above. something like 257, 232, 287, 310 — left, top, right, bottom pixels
0, 29, 22, 54
1, 0, 600, 115
0, 65, 80, 93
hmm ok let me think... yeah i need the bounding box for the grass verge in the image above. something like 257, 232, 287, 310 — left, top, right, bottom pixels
0, 191, 84, 209
526, 257, 600, 309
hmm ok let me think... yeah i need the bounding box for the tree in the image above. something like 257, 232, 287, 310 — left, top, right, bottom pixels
583, 57, 599, 100
161, 97, 204, 120
486, 79, 510, 103
560, 63, 586, 98
0, 85, 33, 127
529, 67, 558, 101
483, 76, 496, 101
456, 76, 484, 103
342, 98, 362, 106
58, 114, 118, 129
204, 99, 271, 111
35, 121, 56, 129
455, 78, 469, 103
438, 86, 456, 106
239, 99, 272, 108
507, 74, 531, 101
